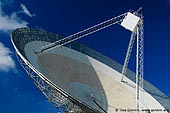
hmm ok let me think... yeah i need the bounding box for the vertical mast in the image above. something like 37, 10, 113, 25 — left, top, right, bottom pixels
120, 9, 143, 112
136, 19, 144, 113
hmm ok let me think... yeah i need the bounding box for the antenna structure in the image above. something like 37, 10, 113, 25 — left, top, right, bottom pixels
39, 9, 144, 112
13, 8, 144, 113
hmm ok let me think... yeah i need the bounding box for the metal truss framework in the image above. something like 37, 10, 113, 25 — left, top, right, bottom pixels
13, 9, 145, 113
39, 9, 144, 112
40, 13, 127, 53
121, 14, 144, 113
16, 52, 84, 113
136, 21, 144, 113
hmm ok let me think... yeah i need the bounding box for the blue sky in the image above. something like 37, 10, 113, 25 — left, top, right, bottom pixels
0, 0, 170, 113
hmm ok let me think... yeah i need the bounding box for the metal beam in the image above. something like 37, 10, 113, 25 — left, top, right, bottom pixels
40, 13, 127, 53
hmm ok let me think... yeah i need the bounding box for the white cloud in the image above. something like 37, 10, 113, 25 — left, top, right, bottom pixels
20, 3, 35, 17
0, 42, 15, 72
0, 2, 28, 32
0, 12, 28, 32
0, 1, 35, 72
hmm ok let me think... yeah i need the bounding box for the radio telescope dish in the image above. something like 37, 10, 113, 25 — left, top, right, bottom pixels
11, 27, 170, 113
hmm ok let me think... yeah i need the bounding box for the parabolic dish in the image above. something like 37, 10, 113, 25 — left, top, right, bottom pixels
11, 28, 170, 113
